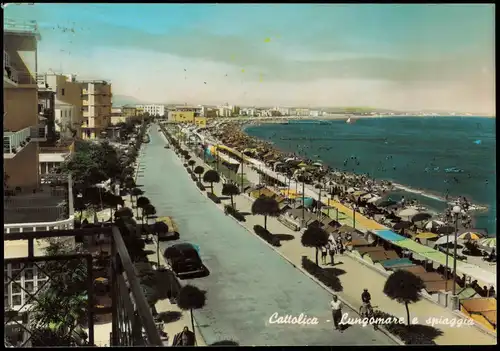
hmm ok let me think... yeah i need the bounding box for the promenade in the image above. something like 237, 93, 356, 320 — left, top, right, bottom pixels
137, 127, 394, 346
174, 127, 496, 345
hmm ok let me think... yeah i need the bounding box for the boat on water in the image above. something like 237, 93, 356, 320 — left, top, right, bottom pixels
346, 116, 354, 124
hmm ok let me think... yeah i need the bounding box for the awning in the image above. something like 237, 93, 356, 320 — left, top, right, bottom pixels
217, 152, 240, 165
396, 239, 436, 254
373, 229, 406, 242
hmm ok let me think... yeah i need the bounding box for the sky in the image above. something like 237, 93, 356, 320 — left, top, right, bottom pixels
5, 3, 495, 114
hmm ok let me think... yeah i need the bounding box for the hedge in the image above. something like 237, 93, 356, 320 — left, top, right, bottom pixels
253, 225, 280, 247
301, 256, 341, 292
224, 205, 246, 222
207, 192, 221, 204
371, 311, 436, 345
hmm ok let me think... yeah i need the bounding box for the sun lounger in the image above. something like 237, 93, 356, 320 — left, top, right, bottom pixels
356, 246, 385, 255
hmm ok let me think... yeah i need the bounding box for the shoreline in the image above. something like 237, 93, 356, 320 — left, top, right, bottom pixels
205, 121, 490, 234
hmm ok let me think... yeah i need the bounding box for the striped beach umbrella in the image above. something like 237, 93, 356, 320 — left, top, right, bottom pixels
414, 232, 439, 240
478, 237, 496, 249
424, 220, 445, 231
457, 232, 484, 241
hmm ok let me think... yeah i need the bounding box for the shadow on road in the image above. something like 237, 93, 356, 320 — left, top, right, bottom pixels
273, 234, 295, 241
157, 311, 183, 324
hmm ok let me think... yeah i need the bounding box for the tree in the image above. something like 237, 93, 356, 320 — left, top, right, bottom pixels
383, 270, 425, 327
188, 159, 196, 170
124, 177, 136, 202
29, 240, 88, 346
301, 226, 329, 265
221, 183, 240, 208
136, 196, 151, 221
115, 207, 134, 220
153, 221, 169, 267
143, 203, 157, 223
73, 195, 86, 221
185, 154, 192, 162
131, 188, 145, 214
193, 166, 205, 182
251, 196, 280, 230
177, 285, 206, 345
203, 170, 220, 194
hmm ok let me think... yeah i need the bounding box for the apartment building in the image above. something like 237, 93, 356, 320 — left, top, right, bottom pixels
37, 72, 83, 138
80, 80, 113, 139
136, 104, 166, 117
3, 19, 75, 308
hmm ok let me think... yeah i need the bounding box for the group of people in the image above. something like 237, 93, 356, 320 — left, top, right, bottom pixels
321, 232, 352, 265
329, 289, 373, 332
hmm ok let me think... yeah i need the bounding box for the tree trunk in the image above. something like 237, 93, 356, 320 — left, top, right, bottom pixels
230, 195, 234, 208
190, 309, 197, 345
405, 301, 410, 327
264, 215, 267, 230
315, 247, 319, 265
198, 174, 201, 183
157, 237, 160, 268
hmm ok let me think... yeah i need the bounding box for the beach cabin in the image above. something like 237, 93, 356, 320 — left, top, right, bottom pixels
460, 297, 497, 331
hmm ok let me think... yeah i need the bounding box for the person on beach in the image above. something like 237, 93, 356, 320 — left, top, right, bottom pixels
321, 245, 328, 265
330, 295, 343, 332
336, 236, 344, 254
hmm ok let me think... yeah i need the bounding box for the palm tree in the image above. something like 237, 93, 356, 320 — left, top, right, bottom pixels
185, 154, 192, 162
124, 176, 136, 201
383, 270, 425, 327
153, 221, 169, 268
177, 285, 207, 345
136, 196, 150, 220
314, 183, 323, 218
203, 170, 220, 194
301, 226, 329, 265
114, 206, 134, 220
221, 183, 240, 208
193, 166, 205, 182
251, 196, 280, 230
188, 159, 196, 171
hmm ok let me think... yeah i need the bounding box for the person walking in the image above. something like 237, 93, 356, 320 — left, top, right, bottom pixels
330, 295, 343, 332
172, 326, 195, 346
328, 241, 336, 266
336, 236, 344, 255
321, 245, 328, 265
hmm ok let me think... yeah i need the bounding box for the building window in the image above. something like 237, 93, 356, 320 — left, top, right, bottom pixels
61, 88, 65, 96
4, 263, 49, 309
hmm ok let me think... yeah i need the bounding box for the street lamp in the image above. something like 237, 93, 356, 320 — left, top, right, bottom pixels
451, 205, 462, 299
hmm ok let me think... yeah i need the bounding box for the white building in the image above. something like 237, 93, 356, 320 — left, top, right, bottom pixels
136, 104, 166, 117
309, 110, 320, 117
272, 107, 290, 116
54, 102, 78, 134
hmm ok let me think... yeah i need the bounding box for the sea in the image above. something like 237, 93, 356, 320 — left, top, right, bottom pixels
244, 117, 496, 237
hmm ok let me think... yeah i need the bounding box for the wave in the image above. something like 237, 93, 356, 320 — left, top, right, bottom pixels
391, 182, 448, 203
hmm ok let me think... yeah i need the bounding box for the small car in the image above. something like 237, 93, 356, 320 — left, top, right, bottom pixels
163, 243, 205, 277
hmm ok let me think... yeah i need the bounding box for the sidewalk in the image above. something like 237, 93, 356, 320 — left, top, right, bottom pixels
179, 135, 496, 346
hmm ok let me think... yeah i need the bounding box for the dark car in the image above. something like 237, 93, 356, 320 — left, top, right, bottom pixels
164, 243, 205, 277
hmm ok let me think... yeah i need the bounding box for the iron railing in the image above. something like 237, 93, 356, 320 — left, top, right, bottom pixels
3, 226, 163, 347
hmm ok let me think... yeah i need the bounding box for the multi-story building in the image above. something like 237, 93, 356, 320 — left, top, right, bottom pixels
80, 80, 112, 139
309, 110, 320, 117
3, 17, 75, 305
136, 104, 166, 117
37, 72, 83, 139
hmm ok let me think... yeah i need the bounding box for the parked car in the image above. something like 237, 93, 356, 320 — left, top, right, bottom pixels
163, 243, 205, 277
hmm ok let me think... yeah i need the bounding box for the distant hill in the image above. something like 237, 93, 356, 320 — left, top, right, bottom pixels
112, 95, 148, 107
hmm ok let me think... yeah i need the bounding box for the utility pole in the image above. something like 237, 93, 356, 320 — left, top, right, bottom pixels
240, 158, 244, 193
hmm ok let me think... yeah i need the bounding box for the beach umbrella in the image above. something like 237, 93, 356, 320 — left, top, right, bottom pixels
298, 162, 308, 168
367, 196, 381, 204
424, 220, 445, 231
478, 237, 496, 249
433, 235, 459, 247
377, 199, 397, 208
457, 232, 484, 241
312, 162, 323, 167
393, 221, 412, 230
346, 187, 355, 194
397, 208, 420, 218
436, 225, 456, 235
411, 213, 432, 223
415, 232, 439, 240
361, 193, 374, 200
285, 158, 296, 163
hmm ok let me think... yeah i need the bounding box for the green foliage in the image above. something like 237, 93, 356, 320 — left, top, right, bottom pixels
251, 196, 280, 230
29, 241, 88, 345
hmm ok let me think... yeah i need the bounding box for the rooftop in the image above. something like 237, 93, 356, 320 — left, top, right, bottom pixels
4, 18, 41, 40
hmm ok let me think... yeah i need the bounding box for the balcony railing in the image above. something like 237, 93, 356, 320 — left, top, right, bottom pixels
83, 100, 89, 106
4, 127, 31, 156
4, 18, 40, 39
3, 226, 163, 347
82, 89, 88, 95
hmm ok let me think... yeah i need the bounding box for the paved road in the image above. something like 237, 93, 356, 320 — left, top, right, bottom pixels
137, 126, 394, 346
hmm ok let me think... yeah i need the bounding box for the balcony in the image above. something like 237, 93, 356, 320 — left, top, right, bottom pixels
4, 54, 37, 88
3, 226, 163, 347
4, 19, 41, 40
4, 174, 72, 225
83, 100, 89, 106
81, 89, 88, 96
30, 124, 47, 142
3, 127, 32, 158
